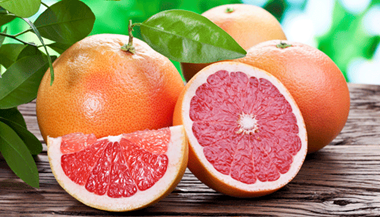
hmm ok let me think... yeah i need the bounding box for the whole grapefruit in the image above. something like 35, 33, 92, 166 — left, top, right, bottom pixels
235, 40, 350, 153
180, 3, 287, 81
36, 34, 184, 142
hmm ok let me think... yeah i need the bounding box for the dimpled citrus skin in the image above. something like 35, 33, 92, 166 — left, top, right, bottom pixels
37, 34, 184, 142
181, 4, 287, 81
235, 40, 350, 153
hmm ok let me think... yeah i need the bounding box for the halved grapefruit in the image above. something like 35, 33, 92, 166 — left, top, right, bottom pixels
173, 62, 307, 197
47, 125, 188, 211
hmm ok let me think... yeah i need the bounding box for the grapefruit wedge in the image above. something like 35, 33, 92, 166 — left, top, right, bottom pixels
173, 62, 307, 197
47, 126, 188, 211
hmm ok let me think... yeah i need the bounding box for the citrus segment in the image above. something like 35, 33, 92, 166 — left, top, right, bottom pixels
107, 144, 136, 198
122, 128, 170, 154
121, 139, 168, 191
48, 125, 188, 211
61, 139, 108, 185
174, 62, 307, 197
61, 133, 97, 154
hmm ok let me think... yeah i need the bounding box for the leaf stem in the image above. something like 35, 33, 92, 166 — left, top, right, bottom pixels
128, 20, 134, 47
40, 1, 49, 8
0, 32, 36, 46
21, 17, 54, 85
14, 28, 32, 37
121, 20, 136, 54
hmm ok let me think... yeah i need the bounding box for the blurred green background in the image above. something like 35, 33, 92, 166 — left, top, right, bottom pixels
3, 0, 380, 84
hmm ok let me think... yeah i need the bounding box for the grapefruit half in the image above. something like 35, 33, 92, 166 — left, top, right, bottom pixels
47, 126, 188, 211
173, 62, 307, 197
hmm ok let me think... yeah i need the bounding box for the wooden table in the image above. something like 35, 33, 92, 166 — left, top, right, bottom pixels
1, 83, 380, 216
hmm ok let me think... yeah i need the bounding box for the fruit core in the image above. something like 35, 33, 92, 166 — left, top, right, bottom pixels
236, 112, 258, 135
189, 70, 302, 184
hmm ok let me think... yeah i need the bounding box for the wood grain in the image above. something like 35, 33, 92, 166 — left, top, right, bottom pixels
1, 83, 380, 216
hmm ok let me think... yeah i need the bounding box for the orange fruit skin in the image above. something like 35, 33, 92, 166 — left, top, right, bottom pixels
235, 40, 350, 153
180, 3, 287, 81
37, 34, 184, 142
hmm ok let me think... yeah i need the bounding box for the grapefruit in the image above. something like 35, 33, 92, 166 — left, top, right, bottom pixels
173, 62, 307, 197
36, 34, 184, 142
47, 125, 188, 211
181, 4, 287, 81
235, 40, 350, 153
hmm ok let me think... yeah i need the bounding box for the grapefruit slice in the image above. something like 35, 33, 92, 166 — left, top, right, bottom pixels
47, 125, 188, 211
173, 62, 307, 197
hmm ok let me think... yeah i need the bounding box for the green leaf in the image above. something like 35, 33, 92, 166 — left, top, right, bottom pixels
34, 0, 95, 45
0, 121, 39, 188
0, 12, 14, 26
264, 0, 286, 21
0, 54, 51, 109
0, 27, 5, 48
196, 0, 241, 13
22, 18, 54, 85
0, 44, 26, 68
0, 107, 26, 128
47, 42, 72, 54
0, 0, 41, 18
17, 44, 41, 60
139, 9, 246, 63
0, 117, 42, 155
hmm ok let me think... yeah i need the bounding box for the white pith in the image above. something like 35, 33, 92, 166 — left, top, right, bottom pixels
236, 112, 259, 135
47, 125, 186, 212
106, 135, 123, 143
182, 62, 307, 193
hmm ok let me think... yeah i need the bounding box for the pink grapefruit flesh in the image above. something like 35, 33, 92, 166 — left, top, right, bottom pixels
47, 125, 188, 211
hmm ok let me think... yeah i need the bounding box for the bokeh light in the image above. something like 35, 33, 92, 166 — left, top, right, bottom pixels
339, 0, 371, 14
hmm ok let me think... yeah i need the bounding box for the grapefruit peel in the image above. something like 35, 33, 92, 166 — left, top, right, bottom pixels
174, 62, 307, 197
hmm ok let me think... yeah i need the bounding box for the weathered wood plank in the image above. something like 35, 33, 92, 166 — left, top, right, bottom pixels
332, 83, 380, 147
1, 83, 380, 216
1, 146, 380, 216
